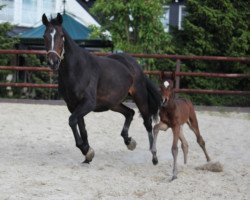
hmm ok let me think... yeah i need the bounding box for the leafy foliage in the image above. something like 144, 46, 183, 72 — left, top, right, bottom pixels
172, 0, 250, 106
91, 0, 174, 54
90, 0, 175, 84
0, 5, 19, 97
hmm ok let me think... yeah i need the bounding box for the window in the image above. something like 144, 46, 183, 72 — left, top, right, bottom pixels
178, 5, 187, 30
0, 0, 14, 22
161, 6, 170, 32
21, 0, 38, 25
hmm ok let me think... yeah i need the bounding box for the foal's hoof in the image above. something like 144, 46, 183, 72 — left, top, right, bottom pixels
127, 138, 137, 151
171, 175, 177, 181
152, 157, 158, 165
84, 147, 95, 163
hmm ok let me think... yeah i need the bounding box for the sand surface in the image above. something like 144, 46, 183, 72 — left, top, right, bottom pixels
0, 102, 249, 200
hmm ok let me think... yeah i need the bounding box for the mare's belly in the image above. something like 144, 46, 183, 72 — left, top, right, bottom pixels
95, 67, 133, 108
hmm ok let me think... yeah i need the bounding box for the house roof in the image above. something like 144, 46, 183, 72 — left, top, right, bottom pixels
19, 13, 90, 41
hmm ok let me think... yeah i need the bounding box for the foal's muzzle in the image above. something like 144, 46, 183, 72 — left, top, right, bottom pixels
161, 97, 168, 107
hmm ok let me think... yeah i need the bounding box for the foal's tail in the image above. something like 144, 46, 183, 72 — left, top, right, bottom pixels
145, 76, 162, 122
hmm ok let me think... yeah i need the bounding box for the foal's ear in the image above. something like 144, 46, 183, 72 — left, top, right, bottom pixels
42, 14, 49, 26
169, 80, 174, 89
57, 13, 63, 24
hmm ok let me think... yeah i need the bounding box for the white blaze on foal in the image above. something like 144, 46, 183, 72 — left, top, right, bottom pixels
164, 80, 169, 88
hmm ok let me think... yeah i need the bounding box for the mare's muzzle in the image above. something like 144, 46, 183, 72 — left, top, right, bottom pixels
47, 51, 61, 71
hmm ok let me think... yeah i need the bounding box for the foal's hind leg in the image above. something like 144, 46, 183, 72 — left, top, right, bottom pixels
151, 121, 168, 165
111, 103, 136, 150
188, 111, 211, 162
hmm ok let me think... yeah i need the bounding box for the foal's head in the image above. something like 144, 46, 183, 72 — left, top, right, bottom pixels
42, 13, 65, 71
160, 80, 174, 106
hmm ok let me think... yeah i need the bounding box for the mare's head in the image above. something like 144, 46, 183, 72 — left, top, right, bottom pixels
42, 13, 65, 71
160, 79, 174, 106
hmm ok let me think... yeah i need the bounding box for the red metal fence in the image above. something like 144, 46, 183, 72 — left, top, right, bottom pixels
0, 49, 250, 95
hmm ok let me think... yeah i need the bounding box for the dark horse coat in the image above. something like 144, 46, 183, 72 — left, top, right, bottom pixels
42, 13, 162, 163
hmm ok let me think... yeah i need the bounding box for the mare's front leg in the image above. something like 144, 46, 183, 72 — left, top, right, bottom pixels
69, 97, 95, 163
77, 117, 95, 163
151, 121, 168, 165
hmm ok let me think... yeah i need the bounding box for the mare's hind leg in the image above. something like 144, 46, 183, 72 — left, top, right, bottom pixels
187, 111, 211, 162
179, 125, 188, 164
132, 92, 154, 150
111, 103, 136, 150
151, 121, 168, 165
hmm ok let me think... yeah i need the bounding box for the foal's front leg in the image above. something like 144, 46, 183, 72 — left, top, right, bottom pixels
179, 126, 189, 164
171, 126, 180, 180
69, 98, 95, 163
151, 121, 168, 165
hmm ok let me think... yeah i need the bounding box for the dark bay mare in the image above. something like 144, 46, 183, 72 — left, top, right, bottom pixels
42, 13, 162, 163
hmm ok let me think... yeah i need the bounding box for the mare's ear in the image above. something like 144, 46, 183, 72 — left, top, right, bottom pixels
42, 14, 49, 26
57, 13, 63, 24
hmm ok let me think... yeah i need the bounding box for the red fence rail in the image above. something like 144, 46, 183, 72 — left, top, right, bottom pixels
0, 50, 249, 95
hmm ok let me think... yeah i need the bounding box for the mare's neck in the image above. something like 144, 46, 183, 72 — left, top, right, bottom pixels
63, 30, 79, 54
62, 29, 91, 61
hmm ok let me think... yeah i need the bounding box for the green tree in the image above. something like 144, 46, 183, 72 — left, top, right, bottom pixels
90, 0, 177, 77
172, 0, 250, 106
91, 0, 174, 54
0, 5, 19, 97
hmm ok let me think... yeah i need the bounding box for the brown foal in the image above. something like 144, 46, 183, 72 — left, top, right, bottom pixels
150, 80, 211, 180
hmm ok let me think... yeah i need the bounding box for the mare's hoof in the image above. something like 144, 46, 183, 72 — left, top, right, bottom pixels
127, 138, 137, 151
84, 147, 95, 163
152, 157, 158, 165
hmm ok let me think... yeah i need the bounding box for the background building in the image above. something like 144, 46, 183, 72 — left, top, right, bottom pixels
0, 0, 112, 50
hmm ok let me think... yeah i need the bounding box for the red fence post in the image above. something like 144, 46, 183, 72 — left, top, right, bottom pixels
175, 59, 181, 98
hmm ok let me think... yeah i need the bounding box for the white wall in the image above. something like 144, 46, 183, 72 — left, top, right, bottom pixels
0, 0, 99, 27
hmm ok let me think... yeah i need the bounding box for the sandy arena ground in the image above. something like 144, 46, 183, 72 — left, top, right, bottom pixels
0, 102, 249, 200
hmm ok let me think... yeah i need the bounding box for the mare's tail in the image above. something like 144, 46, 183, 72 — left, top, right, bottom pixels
145, 76, 162, 121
